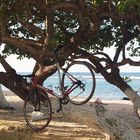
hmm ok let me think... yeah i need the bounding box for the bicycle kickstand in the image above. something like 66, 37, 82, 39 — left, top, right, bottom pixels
56, 98, 63, 113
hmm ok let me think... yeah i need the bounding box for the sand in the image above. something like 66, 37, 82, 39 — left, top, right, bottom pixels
0, 91, 140, 140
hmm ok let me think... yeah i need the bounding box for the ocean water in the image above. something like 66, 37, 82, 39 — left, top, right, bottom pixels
95, 72, 140, 99
2, 72, 140, 100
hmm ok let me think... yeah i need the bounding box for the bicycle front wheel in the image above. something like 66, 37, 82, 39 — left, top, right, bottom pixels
23, 88, 52, 132
62, 61, 96, 105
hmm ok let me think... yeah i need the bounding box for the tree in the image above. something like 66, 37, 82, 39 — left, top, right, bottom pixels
0, 0, 140, 138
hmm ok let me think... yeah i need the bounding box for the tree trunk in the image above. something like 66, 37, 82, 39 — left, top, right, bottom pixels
51, 97, 140, 140
124, 87, 140, 112
0, 84, 13, 109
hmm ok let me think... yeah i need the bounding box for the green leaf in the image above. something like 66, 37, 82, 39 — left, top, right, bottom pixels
123, 76, 132, 83
137, 8, 140, 16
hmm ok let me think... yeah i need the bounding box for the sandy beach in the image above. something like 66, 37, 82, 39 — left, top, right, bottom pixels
0, 91, 140, 140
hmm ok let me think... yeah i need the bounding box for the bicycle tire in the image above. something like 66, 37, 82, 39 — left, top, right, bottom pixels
23, 87, 52, 132
62, 61, 96, 105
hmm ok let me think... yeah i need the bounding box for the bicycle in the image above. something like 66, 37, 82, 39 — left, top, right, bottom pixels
22, 45, 96, 132
22, 75, 52, 132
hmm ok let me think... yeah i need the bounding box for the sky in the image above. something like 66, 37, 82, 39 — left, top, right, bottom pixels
103, 47, 140, 72
0, 45, 140, 73
0, 44, 35, 72
0, 55, 35, 72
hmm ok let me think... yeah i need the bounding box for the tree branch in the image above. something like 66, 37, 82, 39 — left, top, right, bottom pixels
99, 12, 138, 22
105, 58, 140, 70
93, 52, 113, 65
0, 55, 16, 74
19, 20, 46, 41
45, 10, 54, 47
1, 36, 40, 55
9, 0, 25, 13
1, 35, 46, 63
0, 16, 7, 36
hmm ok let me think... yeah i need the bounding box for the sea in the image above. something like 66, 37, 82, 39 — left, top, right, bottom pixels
2, 72, 140, 100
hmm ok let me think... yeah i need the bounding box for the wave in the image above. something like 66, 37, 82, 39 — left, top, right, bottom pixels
95, 75, 104, 79
79, 75, 140, 80
47, 75, 140, 80
129, 76, 140, 80
70, 75, 104, 79
18, 72, 140, 80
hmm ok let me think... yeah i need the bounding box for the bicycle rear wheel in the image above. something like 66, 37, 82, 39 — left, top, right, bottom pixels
23, 88, 52, 132
62, 61, 96, 105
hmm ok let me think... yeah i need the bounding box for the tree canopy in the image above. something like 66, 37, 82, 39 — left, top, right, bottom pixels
0, 0, 140, 104
1, 0, 140, 58
1, 1, 140, 138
